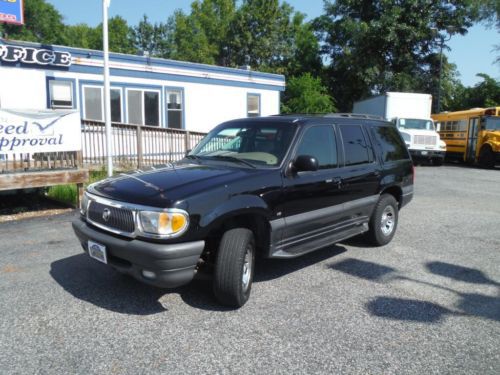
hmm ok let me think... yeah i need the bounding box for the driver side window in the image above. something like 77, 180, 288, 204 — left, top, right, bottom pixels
296, 125, 337, 169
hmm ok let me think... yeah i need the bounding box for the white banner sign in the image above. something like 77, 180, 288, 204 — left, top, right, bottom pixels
0, 109, 82, 155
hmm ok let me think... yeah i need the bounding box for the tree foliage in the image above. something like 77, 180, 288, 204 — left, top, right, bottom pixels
0, 0, 67, 44
315, 0, 482, 111
282, 73, 336, 114
448, 74, 500, 110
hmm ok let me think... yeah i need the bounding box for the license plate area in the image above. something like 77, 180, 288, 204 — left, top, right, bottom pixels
88, 240, 108, 264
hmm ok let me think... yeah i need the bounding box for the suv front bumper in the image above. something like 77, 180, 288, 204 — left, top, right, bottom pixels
72, 219, 205, 288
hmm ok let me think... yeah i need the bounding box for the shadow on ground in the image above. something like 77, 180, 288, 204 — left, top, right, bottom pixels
51, 245, 346, 315
328, 258, 500, 323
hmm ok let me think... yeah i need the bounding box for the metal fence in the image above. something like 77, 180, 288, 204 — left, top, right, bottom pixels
81, 120, 207, 169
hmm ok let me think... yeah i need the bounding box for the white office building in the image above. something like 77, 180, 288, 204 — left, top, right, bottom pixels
0, 39, 285, 133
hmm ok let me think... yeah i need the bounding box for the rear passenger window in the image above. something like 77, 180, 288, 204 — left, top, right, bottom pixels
340, 125, 371, 166
296, 125, 337, 169
371, 126, 409, 162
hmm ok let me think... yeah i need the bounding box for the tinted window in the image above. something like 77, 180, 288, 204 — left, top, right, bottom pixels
371, 126, 409, 162
296, 125, 337, 169
340, 125, 370, 166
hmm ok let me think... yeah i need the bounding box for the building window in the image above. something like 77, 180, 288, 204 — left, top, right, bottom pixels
49, 80, 73, 108
110, 89, 122, 123
83, 85, 122, 122
127, 89, 160, 126
84, 86, 103, 121
247, 93, 260, 117
166, 89, 183, 129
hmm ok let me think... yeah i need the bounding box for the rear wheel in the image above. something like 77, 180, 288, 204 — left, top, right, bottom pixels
213, 228, 255, 308
478, 146, 495, 168
366, 194, 399, 246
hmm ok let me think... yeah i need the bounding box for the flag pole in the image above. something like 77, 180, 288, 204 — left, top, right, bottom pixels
102, 0, 113, 177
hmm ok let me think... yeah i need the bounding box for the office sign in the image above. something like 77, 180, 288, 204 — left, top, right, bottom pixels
0, 109, 82, 155
0, 44, 72, 67
0, 0, 24, 25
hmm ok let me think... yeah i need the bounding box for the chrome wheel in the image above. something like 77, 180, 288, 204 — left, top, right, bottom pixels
380, 205, 396, 236
242, 245, 253, 292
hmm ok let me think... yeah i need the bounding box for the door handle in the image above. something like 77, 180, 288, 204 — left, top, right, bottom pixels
326, 177, 343, 188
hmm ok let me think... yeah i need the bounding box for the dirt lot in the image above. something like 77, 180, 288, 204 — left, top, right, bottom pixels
0, 165, 499, 374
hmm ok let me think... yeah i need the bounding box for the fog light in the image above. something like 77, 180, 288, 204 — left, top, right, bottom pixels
142, 270, 156, 279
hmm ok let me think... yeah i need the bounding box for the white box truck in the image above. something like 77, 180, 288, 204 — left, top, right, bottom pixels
352, 92, 446, 165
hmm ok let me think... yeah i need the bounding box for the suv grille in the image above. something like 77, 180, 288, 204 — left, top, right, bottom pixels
414, 135, 436, 146
88, 201, 135, 233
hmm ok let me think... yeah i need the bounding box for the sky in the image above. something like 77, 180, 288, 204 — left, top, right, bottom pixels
45, 0, 499, 87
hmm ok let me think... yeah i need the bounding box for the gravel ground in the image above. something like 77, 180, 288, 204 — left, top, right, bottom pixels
0, 165, 499, 374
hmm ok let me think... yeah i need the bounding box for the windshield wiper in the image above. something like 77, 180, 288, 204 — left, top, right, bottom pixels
207, 155, 256, 169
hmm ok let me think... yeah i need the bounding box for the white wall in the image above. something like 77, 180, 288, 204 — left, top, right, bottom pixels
0, 67, 47, 110
0, 65, 282, 133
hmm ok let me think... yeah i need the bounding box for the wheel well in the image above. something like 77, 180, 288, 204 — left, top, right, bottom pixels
206, 214, 270, 259
480, 143, 493, 153
381, 186, 403, 208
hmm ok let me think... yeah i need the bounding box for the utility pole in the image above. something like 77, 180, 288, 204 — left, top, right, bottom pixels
432, 27, 453, 114
103, 0, 113, 177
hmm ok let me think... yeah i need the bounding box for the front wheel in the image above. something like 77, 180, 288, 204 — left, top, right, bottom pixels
213, 228, 255, 308
366, 194, 399, 246
433, 157, 443, 166
478, 146, 495, 169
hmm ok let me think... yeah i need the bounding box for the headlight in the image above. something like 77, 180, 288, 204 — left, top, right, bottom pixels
400, 132, 411, 142
138, 210, 189, 237
80, 193, 89, 215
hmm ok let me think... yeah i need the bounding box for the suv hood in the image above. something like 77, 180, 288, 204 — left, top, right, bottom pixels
88, 163, 265, 208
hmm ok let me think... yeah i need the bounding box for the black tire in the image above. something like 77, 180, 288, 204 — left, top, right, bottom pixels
366, 194, 399, 246
433, 158, 443, 166
478, 146, 495, 169
213, 228, 255, 308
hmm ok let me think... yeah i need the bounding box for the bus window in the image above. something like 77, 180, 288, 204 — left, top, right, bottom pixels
482, 117, 500, 131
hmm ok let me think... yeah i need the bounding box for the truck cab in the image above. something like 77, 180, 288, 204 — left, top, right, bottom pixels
393, 117, 447, 165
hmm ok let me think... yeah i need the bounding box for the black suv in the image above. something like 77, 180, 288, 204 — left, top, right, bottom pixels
73, 115, 414, 307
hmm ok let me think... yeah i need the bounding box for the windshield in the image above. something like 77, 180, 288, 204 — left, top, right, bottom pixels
189, 122, 297, 167
482, 116, 500, 131
397, 118, 434, 131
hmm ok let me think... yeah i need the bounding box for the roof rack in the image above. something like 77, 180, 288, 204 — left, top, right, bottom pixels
323, 113, 384, 120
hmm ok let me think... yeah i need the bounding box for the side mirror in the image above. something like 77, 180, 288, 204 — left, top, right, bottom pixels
185, 149, 192, 157
294, 154, 319, 172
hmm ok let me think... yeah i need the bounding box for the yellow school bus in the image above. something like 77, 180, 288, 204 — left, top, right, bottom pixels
432, 107, 500, 167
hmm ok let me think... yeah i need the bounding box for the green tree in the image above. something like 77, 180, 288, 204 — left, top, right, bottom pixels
131, 15, 169, 57
228, 0, 316, 75
165, 10, 215, 63
93, 16, 135, 54
449, 74, 500, 110
0, 0, 67, 44
315, 0, 481, 111
65, 24, 100, 50
282, 73, 336, 114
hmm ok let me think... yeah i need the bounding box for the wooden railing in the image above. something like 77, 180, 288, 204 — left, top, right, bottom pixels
0, 152, 82, 174
81, 120, 207, 169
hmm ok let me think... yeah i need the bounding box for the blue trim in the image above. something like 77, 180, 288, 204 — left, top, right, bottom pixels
247, 93, 261, 117
45, 76, 77, 109
164, 86, 185, 130
1, 38, 285, 82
